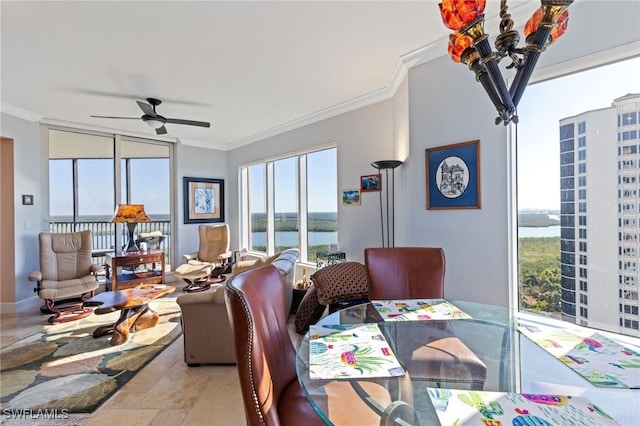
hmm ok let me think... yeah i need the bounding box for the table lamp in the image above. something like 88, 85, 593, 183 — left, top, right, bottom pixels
111, 204, 151, 253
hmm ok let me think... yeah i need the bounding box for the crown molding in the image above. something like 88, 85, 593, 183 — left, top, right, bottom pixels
0, 103, 44, 122
40, 117, 179, 143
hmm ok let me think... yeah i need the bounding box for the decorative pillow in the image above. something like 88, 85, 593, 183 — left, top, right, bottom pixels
311, 262, 370, 306
294, 285, 326, 335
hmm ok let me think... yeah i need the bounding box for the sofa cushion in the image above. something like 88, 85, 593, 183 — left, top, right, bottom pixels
294, 285, 326, 334
311, 262, 369, 305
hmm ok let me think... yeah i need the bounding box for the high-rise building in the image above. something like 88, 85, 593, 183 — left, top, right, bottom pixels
560, 93, 640, 337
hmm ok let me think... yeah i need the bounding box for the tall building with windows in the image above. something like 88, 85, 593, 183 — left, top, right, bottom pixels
560, 93, 640, 337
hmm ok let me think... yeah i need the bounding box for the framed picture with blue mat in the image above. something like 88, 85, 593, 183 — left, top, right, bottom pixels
425, 140, 481, 210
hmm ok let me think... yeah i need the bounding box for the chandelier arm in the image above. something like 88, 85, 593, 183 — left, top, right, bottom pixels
469, 59, 510, 124
509, 24, 553, 108
474, 37, 516, 122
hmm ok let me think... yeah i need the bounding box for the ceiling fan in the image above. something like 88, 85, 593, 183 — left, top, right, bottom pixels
90, 98, 210, 135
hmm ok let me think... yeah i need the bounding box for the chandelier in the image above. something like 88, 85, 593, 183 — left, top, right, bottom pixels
439, 0, 572, 125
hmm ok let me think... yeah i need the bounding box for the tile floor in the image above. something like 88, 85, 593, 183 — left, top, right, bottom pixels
0, 280, 302, 426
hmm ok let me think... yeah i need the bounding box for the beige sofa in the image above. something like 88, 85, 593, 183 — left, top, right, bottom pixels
176, 248, 300, 365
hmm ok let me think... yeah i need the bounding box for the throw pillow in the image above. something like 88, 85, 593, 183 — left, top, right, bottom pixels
294, 285, 326, 335
311, 262, 370, 306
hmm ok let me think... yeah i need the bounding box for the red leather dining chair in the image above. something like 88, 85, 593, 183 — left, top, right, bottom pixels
364, 247, 487, 390
225, 265, 391, 425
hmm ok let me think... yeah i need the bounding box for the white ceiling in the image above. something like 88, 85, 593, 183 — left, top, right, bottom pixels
1, 1, 528, 150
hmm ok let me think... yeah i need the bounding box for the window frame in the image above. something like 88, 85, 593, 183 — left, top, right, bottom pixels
508, 50, 640, 336
238, 143, 337, 264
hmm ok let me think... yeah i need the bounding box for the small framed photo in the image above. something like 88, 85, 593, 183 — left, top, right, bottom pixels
425, 140, 481, 210
360, 174, 382, 192
183, 177, 225, 224
342, 189, 361, 205
22, 194, 34, 205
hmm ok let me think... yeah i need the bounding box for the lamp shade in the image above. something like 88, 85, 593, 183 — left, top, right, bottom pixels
111, 204, 151, 223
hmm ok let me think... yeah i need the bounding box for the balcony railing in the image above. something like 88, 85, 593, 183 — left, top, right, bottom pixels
48, 220, 172, 269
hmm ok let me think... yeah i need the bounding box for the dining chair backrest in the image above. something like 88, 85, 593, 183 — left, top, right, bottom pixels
365, 247, 445, 300
225, 265, 325, 426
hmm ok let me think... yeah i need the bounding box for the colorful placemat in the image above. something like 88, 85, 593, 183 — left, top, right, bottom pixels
371, 299, 471, 321
518, 320, 640, 389
308, 323, 405, 380
427, 388, 621, 426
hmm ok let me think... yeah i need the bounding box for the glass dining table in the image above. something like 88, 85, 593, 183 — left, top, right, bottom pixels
295, 300, 640, 425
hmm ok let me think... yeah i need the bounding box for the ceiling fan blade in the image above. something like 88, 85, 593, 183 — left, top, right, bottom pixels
136, 101, 156, 116
165, 118, 211, 128
156, 126, 168, 135
90, 115, 140, 119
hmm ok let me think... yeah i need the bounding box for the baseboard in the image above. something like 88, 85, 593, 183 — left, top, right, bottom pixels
0, 294, 41, 314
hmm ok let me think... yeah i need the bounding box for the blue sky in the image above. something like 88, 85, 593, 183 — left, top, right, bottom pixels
516, 56, 640, 210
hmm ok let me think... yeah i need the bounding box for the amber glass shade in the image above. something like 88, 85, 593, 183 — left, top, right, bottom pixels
525, 8, 569, 45
448, 33, 472, 63
550, 10, 569, 43
110, 204, 151, 223
439, 0, 486, 31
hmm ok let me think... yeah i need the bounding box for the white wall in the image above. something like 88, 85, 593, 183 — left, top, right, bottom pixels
173, 142, 229, 266
1, 112, 44, 309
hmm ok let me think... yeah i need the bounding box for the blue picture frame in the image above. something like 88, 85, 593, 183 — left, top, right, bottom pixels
425, 140, 481, 210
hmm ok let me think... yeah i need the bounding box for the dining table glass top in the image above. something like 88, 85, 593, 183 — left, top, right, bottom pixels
295, 300, 640, 425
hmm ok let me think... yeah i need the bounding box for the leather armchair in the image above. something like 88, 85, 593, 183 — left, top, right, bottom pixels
28, 230, 103, 323
176, 249, 299, 365
175, 224, 232, 292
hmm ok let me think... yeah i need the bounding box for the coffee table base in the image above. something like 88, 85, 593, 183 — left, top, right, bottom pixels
92, 303, 159, 346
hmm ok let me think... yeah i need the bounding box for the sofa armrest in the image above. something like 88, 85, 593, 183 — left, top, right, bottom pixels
177, 284, 226, 306
28, 271, 42, 282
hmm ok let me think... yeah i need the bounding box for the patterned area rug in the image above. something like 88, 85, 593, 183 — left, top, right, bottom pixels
0, 296, 181, 413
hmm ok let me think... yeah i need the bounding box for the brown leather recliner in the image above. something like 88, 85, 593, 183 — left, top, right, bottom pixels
365, 247, 487, 390
28, 230, 103, 323
225, 264, 391, 426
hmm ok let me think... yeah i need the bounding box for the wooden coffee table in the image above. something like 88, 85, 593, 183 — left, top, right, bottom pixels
84, 285, 175, 346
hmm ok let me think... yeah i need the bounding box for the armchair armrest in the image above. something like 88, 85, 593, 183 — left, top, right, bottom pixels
91, 264, 105, 275
183, 252, 199, 262
28, 271, 42, 282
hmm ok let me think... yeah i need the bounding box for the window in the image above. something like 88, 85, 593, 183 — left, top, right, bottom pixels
239, 147, 337, 264
517, 56, 640, 337
48, 130, 173, 267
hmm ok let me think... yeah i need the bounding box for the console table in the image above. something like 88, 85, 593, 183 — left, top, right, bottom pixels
105, 250, 165, 291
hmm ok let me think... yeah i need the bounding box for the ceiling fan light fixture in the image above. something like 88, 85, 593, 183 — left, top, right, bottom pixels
145, 118, 165, 129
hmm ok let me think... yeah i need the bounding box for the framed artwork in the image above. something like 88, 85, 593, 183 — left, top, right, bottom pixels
183, 177, 225, 223
360, 174, 382, 192
425, 140, 481, 210
342, 189, 361, 205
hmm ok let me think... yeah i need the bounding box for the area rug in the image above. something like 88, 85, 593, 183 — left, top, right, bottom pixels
0, 296, 181, 413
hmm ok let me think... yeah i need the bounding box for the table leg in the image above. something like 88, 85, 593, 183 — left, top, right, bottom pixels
92, 303, 156, 346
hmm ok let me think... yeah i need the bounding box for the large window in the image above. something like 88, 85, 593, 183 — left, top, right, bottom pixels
516, 56, 640, 337
240, 146, 337, 264
48, 130, 173, 267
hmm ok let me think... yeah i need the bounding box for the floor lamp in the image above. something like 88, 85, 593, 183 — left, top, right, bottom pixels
371, 160, 403, 247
